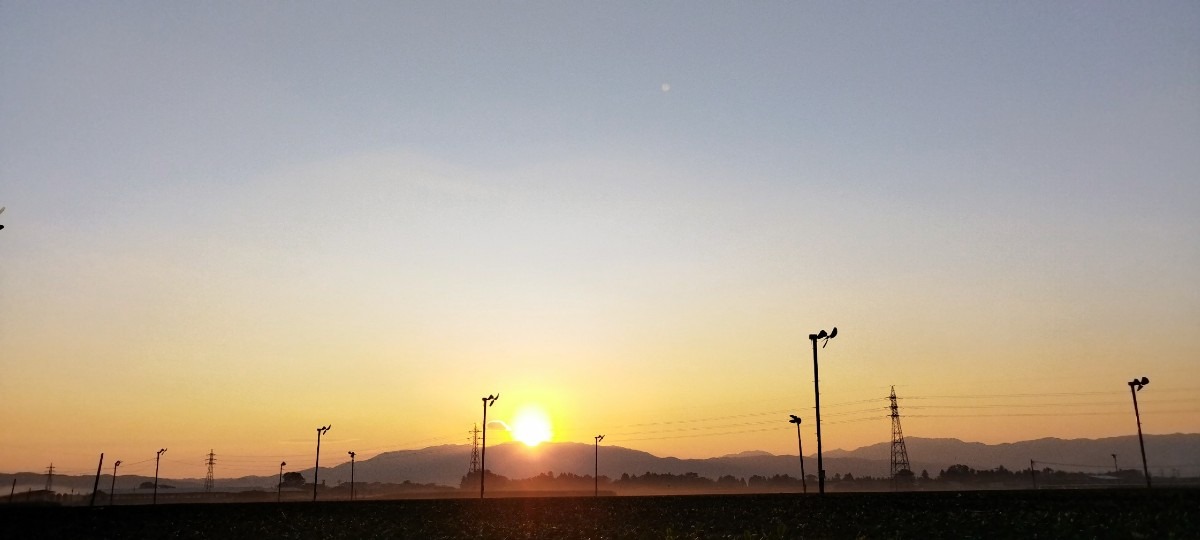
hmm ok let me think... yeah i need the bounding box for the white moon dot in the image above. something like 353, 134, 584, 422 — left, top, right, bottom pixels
661, 83, 671, 92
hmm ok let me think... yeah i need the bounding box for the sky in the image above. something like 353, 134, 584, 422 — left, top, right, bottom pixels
1, 2, 1198, 480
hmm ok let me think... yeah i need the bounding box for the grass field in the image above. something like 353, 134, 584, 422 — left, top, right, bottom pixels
2, 489, 1196, 539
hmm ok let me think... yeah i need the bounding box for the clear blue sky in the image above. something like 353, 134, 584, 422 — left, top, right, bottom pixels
1, 2, 1197, 478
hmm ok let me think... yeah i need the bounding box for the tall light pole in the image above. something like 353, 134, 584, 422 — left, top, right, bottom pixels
347, 452, 356, 501
277, 461, 286, 503
480, 393, 499, 499
153, 448, 167, 505
808, 326, 836, 495
789, 415, 807, 493
1128, 377, 1151, 488
313, 425, 331, 502
90, 453, 104, 507
594, 435, 605, 497
109, 460, 121, 506
1111, 454, 1118, 473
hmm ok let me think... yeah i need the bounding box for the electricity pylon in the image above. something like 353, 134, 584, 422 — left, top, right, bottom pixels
468, 424, 481, 473
889, 386, 912, 490
204, 450, 216, 492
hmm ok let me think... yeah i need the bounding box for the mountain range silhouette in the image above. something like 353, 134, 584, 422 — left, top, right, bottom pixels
5, 434, 1196, 493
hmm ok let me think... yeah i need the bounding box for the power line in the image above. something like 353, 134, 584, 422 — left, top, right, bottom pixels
911, 410, 1200, 419
614, 426, 784, 443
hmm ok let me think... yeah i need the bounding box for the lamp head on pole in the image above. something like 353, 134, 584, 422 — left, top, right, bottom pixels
596, 434, 605, 443
157, 448, 167, 456
281, 461, 286, 467
1129, 377, 1150, 391
484, 394, 499, 406
789, 415, 802, 424
809, 327, 838, 348
317, 425, 331, 435
114, 460, 122, 467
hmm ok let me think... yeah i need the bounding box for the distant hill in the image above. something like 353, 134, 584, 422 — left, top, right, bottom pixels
5, 434, 1196, 492
825, 434, 1200, 478
298, 433, 1200, 487
290, 433, 1198, 488
721, 450, 774, 459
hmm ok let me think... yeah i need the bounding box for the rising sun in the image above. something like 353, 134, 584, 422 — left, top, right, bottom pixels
511, 406, 553, 447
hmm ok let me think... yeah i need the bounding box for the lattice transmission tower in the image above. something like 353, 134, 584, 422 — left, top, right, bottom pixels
468, 424, 481, 473
889, 386, 912, 490
44, 463, 55, 491
204, 450, 216, 492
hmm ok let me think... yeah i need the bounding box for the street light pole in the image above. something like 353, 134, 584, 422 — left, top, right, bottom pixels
808, 326, 836, 495
109, 460, 121, 506
153, 448, 167, 505
348, 452, 356, 501
594, 435, 605, 497
480, 393, 499, 499
789, 415, 806, 493
1128, 377, 1151, 488
313, 425, 331, 502
89, 453, 104, 507
277, 461, 286, 503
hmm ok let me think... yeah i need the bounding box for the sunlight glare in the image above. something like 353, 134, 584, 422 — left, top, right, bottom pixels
511, 406, 553, 447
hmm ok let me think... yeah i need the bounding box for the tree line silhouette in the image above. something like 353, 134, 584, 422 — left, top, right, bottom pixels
455, 463, 1157, 494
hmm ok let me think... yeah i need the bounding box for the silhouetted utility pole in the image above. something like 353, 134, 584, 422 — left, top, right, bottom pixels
204, 450, 216, 493
468, 424, 481, 474
1112, 454, 1118, 473
90, 453, 104, 507
348, 452, 356, 501
1030, 460, 1037, 489
889, 386, 912, 491
808, 326, 837, 495
594, 435, 605, 497
313, 425, 330, 502
109, 461, 121, 506
1128, 377, 1152, 488
277, 461, 286, 503
9, 479, 14, 504
44, 463, 54, 492
153, 449, 167, 505
789, 415, 806, 493
480, 393, 499, 499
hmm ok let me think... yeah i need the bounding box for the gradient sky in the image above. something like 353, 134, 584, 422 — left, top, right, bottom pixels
2, 2, 1198, 480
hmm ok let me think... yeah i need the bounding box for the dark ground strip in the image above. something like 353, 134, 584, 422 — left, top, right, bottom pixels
2, 488, 1196, 539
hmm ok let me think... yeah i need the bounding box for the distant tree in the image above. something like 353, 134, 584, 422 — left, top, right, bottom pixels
458, 470, 509, 490
139, 481, 174, 490
716, 475, 745, 489
941, 464, 975, 480
920, 469, 930, 481
281, 472, 305, 488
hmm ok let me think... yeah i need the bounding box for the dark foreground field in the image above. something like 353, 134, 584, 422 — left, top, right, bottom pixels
2, 489, 1196, 539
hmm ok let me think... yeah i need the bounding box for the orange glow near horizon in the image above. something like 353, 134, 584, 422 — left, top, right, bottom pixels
511, 405, 553, 447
